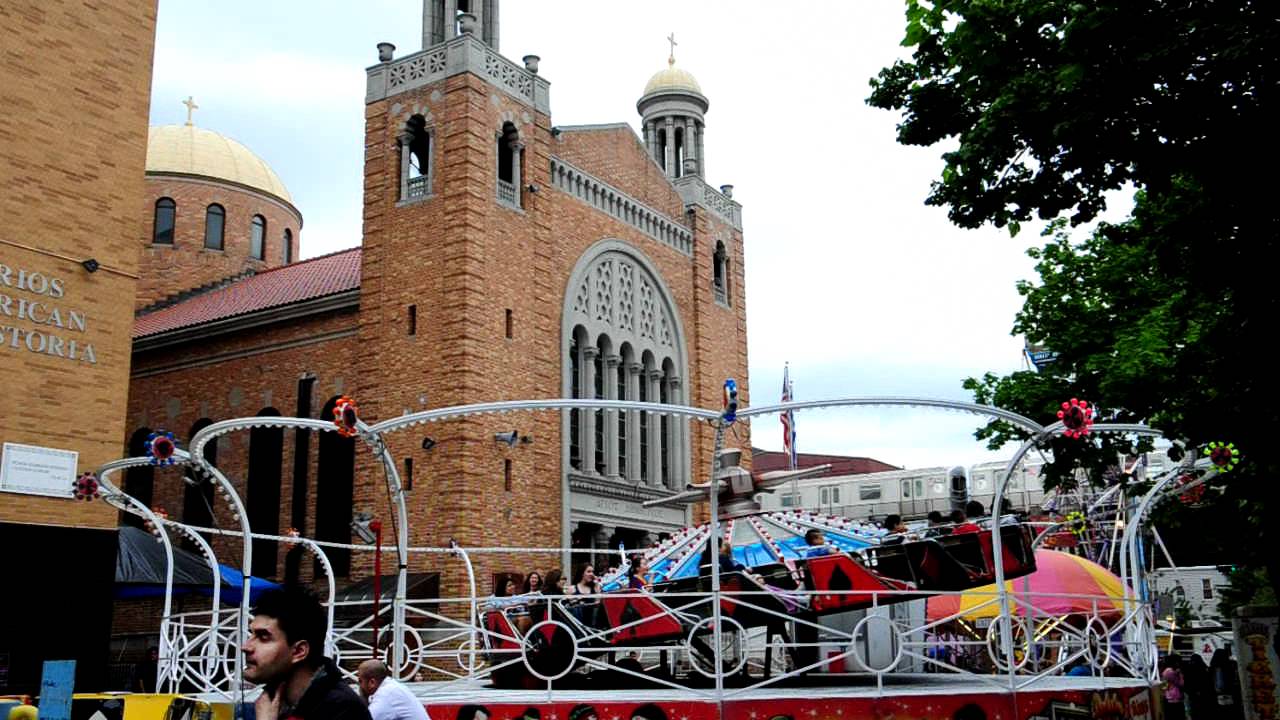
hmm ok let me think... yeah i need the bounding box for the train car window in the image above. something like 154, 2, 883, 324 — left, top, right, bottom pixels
860, 484, 882, 501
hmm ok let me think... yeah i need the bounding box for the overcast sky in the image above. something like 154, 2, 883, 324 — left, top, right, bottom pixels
148, 1, 1123, 469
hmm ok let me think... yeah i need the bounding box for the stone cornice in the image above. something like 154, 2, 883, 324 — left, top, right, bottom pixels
673, 176, 742, 230
366, 35, 551, 114
568, 472, 680, 501
549, 156, 693, 255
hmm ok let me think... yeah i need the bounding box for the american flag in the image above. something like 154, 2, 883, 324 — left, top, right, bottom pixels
781, 364, 797, 470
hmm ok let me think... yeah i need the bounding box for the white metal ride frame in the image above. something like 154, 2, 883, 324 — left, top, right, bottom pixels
96, 395, 1222, 699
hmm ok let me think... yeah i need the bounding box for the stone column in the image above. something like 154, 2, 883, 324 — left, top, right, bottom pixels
625, 362, 642, 484
581, 346, 598, 474
663, 117, 675, 177
398, 131, 413, 201
666, 376, 684, 488
644, 121, 655, 155
445, 0, 458, 40
510, 140, 523, 208
646, 369, 663, 486
688, 122, 700, 177
604, 354, 620, 478
696, 121, 706, 177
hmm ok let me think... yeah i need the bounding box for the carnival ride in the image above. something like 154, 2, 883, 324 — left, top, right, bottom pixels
83, 388, 1239, 706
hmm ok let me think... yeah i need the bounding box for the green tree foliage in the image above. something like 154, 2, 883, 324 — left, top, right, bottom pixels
869, 0, 1278, 601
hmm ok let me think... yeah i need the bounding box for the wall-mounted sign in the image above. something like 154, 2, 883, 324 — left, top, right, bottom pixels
0, 442, 77, 498
0, 262, 97, 364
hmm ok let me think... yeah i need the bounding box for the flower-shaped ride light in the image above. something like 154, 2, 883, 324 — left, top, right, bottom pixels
73, 472, 100, 501
1065, 510, 1088, 538
1057, 398, 1094, 439
1204, 441, 1239, 473
333, 396, 360, 437
146, 431, 178, 466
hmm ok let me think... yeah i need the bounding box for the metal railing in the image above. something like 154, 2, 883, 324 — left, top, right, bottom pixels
94, 395, 1203, 700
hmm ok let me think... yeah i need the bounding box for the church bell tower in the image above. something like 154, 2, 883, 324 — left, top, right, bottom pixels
422, 0, 499, 50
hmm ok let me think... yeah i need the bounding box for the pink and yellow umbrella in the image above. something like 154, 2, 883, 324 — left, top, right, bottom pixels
926, 549, 1128, 623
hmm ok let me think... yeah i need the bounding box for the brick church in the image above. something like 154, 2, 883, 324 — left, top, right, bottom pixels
124, 0, 750, 592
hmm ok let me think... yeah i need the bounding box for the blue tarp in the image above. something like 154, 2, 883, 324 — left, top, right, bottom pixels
114, 525, 280, 602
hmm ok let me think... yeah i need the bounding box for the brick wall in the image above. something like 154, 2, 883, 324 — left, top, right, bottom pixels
128, 306, 357, 581
0, 0, 155, 530
554, 126, 686, 220
136, 177, 302, 310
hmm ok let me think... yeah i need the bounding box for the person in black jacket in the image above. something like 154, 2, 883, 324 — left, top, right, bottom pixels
244, 586, 372, 720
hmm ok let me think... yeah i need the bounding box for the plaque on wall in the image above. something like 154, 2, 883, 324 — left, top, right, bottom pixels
0, 442, 78, 498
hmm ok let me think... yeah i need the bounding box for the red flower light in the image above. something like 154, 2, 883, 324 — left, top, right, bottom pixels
1057, 398, 1094, 439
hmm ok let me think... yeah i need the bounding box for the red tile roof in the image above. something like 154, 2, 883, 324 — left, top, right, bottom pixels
133, 248, 362, 338
751, 449, 898, 478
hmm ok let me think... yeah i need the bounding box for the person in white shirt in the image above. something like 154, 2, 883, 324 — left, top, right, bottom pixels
357, 660, 430, 720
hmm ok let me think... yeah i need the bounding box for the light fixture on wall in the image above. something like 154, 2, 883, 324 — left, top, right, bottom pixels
494, 430, 519, 447
351, 511, 377, 544
421, 437, 437, 451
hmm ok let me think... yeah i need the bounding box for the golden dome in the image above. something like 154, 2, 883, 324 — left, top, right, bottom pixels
145, 124, 292, 204
642, 63, 703, 97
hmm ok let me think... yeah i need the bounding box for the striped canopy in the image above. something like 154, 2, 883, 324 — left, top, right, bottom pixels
926, 549, 1128, 623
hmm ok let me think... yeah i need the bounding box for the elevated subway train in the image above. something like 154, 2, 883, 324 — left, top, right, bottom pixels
756, 454, 1173, 522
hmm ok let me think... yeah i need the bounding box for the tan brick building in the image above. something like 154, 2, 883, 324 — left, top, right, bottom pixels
118, 0, 751, 655
0, 0, 158, 694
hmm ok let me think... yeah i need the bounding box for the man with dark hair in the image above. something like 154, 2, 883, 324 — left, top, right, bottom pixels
244, 586, 372, 720
964, 500, 985, 519
358, 660, 428, 720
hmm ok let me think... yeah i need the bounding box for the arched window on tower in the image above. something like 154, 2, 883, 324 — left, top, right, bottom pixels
402, 114, 433, 201
204, 204, 225, 250
250, 215, 266, 260
618, 343, 632, 479
122, 428, 154, 528
247, 407, 283, 578
183, 418, 217, 548
316, 396, 355, 576
713, 241, 729, 304
659, 362, 671, 485
593, 335, 607, 475
639, 353, 652, 483
496, 121, 522, 209
569, 329, 582, 470
153, 198, 175, 245
282, 228, 293, 264
656, 128, 667, 171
